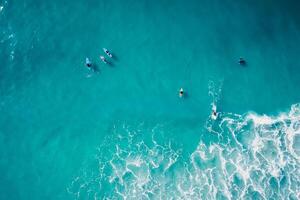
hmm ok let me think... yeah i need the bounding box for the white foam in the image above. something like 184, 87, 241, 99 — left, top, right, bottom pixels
247, 113, 275, 125
68, 104, 300, 199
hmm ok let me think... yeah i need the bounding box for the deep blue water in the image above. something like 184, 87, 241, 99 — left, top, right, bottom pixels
1, 0, 300, 199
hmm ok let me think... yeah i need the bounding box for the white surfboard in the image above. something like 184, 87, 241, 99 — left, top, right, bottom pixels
211, 104, 218, 120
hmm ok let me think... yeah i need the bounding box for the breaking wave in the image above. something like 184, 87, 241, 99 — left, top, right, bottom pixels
68, 104, 300, 199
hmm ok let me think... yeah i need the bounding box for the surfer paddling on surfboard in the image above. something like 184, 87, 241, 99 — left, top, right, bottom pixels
179, 88, 184, 98
211, 103, 218, 120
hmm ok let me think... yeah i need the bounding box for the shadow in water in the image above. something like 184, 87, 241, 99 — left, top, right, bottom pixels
111, 54, 119, 62
92, 64, 101, 73
182, 92, 189, 99
107, 61, 115, 67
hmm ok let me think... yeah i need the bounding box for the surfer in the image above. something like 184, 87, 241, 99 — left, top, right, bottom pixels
212, 111, 217, 118
103, 48, 113, 58
85, 57, 92, 68
238, 57, 246, 65
211, 104, 218, 120
179, 88, 184, 98
100, 55, 107, 64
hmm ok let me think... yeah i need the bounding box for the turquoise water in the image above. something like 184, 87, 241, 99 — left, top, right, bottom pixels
1, 0, 300, 199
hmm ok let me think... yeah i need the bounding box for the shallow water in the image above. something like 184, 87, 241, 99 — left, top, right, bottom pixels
0, 0, 300, 199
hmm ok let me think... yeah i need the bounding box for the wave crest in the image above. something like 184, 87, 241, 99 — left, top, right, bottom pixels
68, 104, 300, 199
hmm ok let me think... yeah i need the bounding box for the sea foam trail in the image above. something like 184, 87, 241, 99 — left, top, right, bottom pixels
68, 104, 300, 200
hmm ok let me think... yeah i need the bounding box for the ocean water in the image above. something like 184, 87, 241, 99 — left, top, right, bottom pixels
1, 0, 300, 199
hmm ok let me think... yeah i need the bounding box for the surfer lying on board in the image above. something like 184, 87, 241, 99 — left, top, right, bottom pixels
179, 88, 184, 98
211, 104, 218, 120
85, 58, 92, 68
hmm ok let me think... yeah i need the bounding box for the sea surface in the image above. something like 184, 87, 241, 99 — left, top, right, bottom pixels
1, 0, 300, 199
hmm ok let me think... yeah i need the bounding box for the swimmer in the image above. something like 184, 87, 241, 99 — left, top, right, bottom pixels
85, 57, 92, 68
179, 88, 184, 98
100, 55, 107, 64
238, 57, 246, 65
